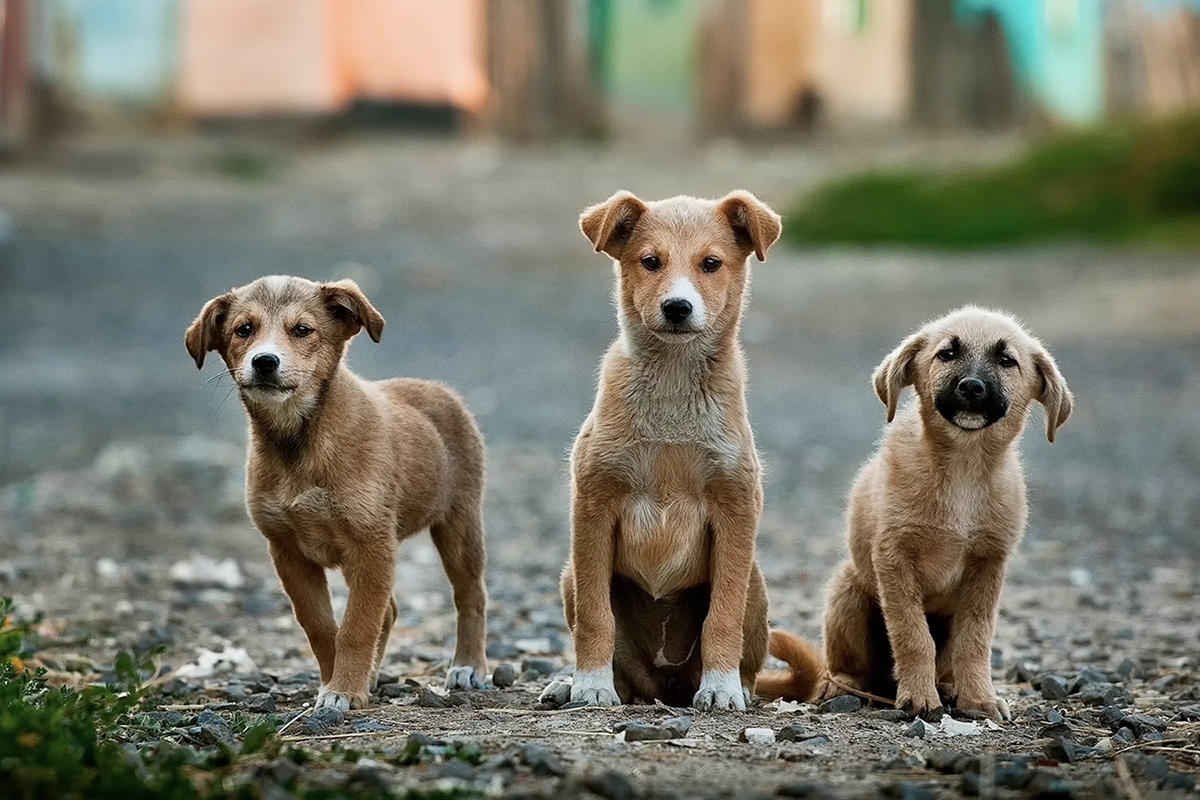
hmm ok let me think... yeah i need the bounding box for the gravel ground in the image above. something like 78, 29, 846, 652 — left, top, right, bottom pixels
1, 132, 1199, 798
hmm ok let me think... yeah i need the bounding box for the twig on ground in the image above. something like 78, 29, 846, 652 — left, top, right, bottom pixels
1114, 756, 1145, 800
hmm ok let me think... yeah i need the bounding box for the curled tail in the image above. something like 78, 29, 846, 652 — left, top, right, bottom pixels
756, 629, 824, 702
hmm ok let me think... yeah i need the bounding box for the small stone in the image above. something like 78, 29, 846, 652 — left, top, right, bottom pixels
1009, 662, 1039, 684
662, 717, 691, 738
1099, 705, 1126, 729
1113, 727, 1136, 745
1045, 709, 1065, 724
245, 693, 276, 713
817, 694, 862, 714
1027, 768, 1077, 798
491, 663, 516, 688
619, 722, 674, 742
378, 683, 413, 699
1044, 738, 1084, 763
352, 719, 392, 733
1179, 705, 1200, 722
435, 761, 476, 781
351, 759, 393, 790
1163, 773, 1197, 791
740, 727, 775, 745
519, 743, 565, 777
869, 708, 914, 722
197, 710, 234, 745
303, 705, 345, 736
1135, 755, 1171, 783
417, 686, 447, 708
904, 719, 926, 739
1150, 674, 1177, 692
1075, 665, 1109, 686
1077, 682, 1125, 706
1122, 713, 1166, 737
1040, 674, 1070, 700
1093, 737, 1113, 755
1113, 657, 1143, 680
993, 762, 1035, 790
1020, 705, 1046, 721
1039, 722, 1074, 741
928, 750, 970, 774
521, 657, 558, 677
585, 769, 635, 800
777, 723, 813, 742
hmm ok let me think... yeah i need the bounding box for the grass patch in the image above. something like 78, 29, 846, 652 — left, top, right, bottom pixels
786, 115, 1200, 248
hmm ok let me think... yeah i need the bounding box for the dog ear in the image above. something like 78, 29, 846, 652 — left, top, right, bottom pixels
321, 280, 386, 342
580, 191, 649, 258
717, 191, 782, 261
873, 333, 925, 423
1032, 347, 1073, 443
184, 293, 233, 369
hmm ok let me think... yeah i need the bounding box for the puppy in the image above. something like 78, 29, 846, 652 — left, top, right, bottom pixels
185, 276, 489, 710
547, 191, 781, 711
760, 307, 1072, 720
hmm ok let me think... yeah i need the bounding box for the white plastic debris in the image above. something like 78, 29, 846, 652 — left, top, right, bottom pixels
174, 646, 257, 679
169, 555, 244, 589
933, 716, 985, 737
95, 557, 122, 579
741, 727, 776, 745
775, 699, 805, 714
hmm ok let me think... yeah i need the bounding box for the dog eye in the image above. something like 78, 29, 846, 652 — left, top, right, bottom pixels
997, 353, 1017, 368
936, 348, 956, 362
234, 323, 254, 339
292, 323, 313, 338
701, 256, 722, 273
641, 255, 661, 271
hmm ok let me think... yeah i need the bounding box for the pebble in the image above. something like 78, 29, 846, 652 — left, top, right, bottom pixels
617, 721, 679, 742
518, 743, 565, 777
1099, 705, 1126, 728
304, 705, 345, 736
868, 709, 913, 722
1044, 737, 1087, 763
778, 723, 816, 742
521, 657, 558, 677
351, 759, 393, 790
1113, 657, 1143, 680
993, 761, 1035, 790
352, 719, 392, 733
1075, 664, 1109, 686
928, 750, 972, 774
1179, 705, 1200, 721
1039, 722, 1074, 741
1113, 727, 1136, 745
1121, 713, 1166, 737
491, 663, 516, 688
585, 769, 635, 800
1040, 674, 1070, 700
417, 686, 447, 708
1150, 674, 1177, 692
375, 671, 399, 687
1163, 773, 1197, 791
740, 727, 775, 745
434, 761, 475, 781
817, 695, 862, 714
378, 683, 413, 699
197, 710, 234, 745
1079, 682, 1126, 706
1045, 708, 1065, 724
904, 719, 926, 739
244, 693, 276, 713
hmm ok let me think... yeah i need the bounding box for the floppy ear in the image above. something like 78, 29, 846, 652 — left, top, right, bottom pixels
717, 191, 782, 261
184, 293, 232, 369
872, 333, 925, 423
579, 191, 649, 258
1032, 347, 1073, 443
321, 280, 385, 342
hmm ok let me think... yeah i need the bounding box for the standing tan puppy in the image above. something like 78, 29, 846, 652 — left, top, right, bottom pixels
760, 307, 1072, 720
547, 191, 781, 711
185, 276, 488, 711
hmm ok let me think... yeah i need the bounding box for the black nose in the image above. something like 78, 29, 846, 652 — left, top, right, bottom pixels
661, 298, 693, 324
957, 377, 986, 398
252, 353, 280, 375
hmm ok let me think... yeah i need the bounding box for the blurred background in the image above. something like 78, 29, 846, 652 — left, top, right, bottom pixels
0, 0, 1198, 681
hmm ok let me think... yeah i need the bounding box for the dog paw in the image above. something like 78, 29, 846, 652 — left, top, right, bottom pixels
957, 692, 1011, 721
569, 666, 620, 707
693, 669, 747, 712
895, 682, 942, 719
538, 680, 573, 707
445, 665, 486, 690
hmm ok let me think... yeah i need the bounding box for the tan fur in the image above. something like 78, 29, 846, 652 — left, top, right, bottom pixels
556, 191, 781, 711
763, 307, 1072, 720
185, 276, 488, 710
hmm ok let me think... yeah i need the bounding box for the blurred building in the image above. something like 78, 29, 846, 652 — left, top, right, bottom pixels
1, 0, 1199, 144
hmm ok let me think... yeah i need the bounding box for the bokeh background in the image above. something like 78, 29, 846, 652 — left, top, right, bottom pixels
0, 0, 1198, 694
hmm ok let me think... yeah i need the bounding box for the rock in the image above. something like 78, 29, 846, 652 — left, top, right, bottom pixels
1150, 674, 1177, 692
169, 555, 244, 589
1045, 709, 1065, 725
928, 750, 971, 774
904, 719, 926, 739
1093, 737, 1113, 755
1077, 682, 1125, 706
245, 693, 276, 714
817, 695, 862, 714
619, 722, 676, 742
352, 719, 392, 733
491, 663, 516, 688
417, 686, 447, 708
1113, 727, 1136, 745
304, 705, 345, 735
1099, 706, 1126, 729
1026, 769, 1077, 798
374, 671, 399, 687
1044, 738, 1086, 763
1039, 722, 1074, 741
1113, 657, 1143, 680
662, 717, 692, 738
1075, 665, 1109, 687
486, 641, 521, 660
1163, 773, 1197, 791
740, 727, 775, 745
1040, 674, 1070, 700
521, 657, 558, 677
585, 769, 635, 800
378, 683, 412, 699
1121, 713, 1166, 737
435, 761, 476, 781
869, 709, 914, 722
518, 743, 565, 777
993, 761, 1035, 790
778, 723, 815, 742
351, 759, 393, 790
1179, 705, 1200, 722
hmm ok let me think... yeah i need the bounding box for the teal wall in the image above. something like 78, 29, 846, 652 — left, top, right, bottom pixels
596, 0, 700, 112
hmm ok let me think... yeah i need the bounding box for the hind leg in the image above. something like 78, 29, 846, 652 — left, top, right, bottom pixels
739, 562, 769, 705
820, 561, 879, 700
430, 505, 489, 690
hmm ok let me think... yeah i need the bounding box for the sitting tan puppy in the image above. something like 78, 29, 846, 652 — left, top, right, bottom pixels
547, 190, 781, 711
760, 307, 1072, 720
185, 276, 488, 710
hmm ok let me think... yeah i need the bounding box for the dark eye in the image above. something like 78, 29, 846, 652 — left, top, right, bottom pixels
701, 256, 722, 273
936, 347, 956, 362
997, 353, 1017, 368
235, 323, 254, 339
641, 255, 661, 271
292, 323, 313, 338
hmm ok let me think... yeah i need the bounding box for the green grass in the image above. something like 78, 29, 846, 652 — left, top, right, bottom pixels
786, 115, 1200, 248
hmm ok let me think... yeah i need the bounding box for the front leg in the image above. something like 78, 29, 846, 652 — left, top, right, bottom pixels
948, 555, 1010, 720
268, 539, 338, 684
695, 478, 760, 712
321, 542, 397, 711
566, 482, 621, 707
875, 537, 941, 717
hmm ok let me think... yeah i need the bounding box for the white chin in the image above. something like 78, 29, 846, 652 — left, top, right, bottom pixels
244, 386, 294, 403
650, 329, 700, 343
953, 413, 989, 430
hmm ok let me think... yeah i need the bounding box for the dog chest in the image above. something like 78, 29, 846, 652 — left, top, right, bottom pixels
251, 487, 351, 567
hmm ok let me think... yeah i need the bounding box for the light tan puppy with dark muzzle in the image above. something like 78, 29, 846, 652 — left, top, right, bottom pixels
185, 276, 488, 711
545, 191, 781, 711
760, 307, 1072, 720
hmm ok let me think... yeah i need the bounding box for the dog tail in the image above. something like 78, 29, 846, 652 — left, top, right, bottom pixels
756, 629, 824, 702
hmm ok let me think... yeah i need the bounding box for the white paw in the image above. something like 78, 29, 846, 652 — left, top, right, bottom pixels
693, 669, 746, 712
538, 680, 572, 706
445, 665, 485, 690
570, 666, 621, 707
315, 686, 351, 713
